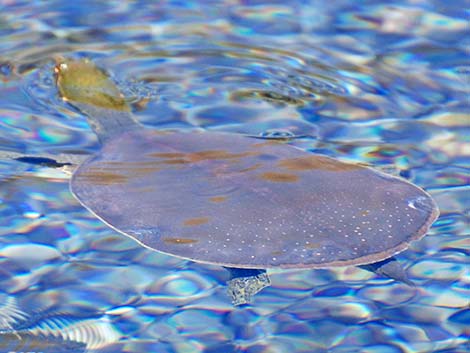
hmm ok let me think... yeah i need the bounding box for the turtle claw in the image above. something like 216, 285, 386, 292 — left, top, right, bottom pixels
227, 272, 271, 306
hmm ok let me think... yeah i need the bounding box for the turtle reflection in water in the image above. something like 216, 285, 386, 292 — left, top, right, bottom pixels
18, 59, 440, 305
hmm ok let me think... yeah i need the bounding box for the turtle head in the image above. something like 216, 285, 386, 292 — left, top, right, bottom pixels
54, 58, 130, 112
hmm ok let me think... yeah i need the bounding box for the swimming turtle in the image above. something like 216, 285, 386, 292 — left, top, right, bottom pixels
11, 59, 439, 305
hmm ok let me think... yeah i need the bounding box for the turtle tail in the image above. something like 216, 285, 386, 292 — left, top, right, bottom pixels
55, 58, 140, 143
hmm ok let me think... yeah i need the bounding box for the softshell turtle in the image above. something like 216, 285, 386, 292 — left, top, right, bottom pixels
15, 59, 439, 305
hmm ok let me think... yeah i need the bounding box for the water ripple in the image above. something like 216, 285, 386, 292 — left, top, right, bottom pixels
0, 1, 468, 352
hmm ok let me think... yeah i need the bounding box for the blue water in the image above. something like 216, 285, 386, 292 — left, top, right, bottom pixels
0, 1, 468, 352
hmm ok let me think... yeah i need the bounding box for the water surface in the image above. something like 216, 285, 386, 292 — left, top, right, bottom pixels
0, 1, 468, 352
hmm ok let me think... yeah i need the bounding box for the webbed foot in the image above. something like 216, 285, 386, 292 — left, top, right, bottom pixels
224, 268, 271, 306
359, 257, 414, 286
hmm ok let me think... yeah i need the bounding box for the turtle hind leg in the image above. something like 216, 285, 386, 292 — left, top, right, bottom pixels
224, 267, 271, 306
359, 257, 414, 286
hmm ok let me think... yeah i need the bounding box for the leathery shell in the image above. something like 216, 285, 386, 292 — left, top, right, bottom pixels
71, 130, 439, 269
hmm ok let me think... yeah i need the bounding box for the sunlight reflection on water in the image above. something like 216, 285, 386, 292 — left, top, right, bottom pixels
0, 1, 468, 352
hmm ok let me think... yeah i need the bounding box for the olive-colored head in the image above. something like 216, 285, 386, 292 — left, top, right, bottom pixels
54, 58, 129, 111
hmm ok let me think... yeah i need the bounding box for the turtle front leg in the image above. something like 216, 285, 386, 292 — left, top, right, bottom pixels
1, 150, 84, 175
224, 267, 271, 306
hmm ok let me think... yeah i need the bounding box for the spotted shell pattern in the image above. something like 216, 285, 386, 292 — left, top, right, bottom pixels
71, 129, 439, 269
